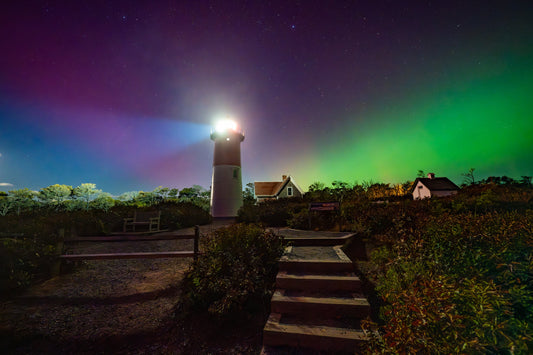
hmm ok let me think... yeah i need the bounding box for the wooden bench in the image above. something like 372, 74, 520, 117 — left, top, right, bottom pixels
123, 210, 161, 233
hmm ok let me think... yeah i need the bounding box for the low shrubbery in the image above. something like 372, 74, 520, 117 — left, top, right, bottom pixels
0, 201, 210, 293
176, 224, 284, 320
362, 210, 533, 354
237, 198, 307, 226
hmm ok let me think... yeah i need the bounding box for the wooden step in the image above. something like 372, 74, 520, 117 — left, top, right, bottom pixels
276, 272, 362, 292
278, 259, 354, 274
263, 313, 368, 352
271, 291, 371, 318
283, 235, 353, 246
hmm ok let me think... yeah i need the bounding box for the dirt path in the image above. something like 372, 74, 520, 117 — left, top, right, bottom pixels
0, 221, 234, 354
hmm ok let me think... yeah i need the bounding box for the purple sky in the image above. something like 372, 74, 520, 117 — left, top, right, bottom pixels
1, 1, 532, 194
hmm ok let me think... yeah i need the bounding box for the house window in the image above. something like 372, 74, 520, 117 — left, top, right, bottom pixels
287, 187, 293, 196
233, 168, 239, 179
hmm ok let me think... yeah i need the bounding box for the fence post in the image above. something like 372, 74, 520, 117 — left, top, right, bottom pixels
51, 228, 65, 277
194, 225, 199, 261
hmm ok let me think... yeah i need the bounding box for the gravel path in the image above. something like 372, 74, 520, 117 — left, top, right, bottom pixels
0, 221, 234, 354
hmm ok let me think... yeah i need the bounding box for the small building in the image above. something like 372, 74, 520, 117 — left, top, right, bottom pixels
254, 175, 304, 202
411, 173, 460, 200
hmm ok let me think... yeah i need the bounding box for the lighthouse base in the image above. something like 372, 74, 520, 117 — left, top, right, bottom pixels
210, 165, 243, 218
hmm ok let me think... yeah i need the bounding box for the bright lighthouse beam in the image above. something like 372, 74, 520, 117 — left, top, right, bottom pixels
215, 119, 238, 133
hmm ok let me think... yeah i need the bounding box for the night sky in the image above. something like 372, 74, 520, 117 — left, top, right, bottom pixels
1, 1, 532, 194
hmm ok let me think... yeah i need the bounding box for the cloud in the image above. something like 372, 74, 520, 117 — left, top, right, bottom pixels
0, 183, 13, 187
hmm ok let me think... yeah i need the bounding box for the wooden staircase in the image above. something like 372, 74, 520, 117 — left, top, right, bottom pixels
262, 236, 371, 354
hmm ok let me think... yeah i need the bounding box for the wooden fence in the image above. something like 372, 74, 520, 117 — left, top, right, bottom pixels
53, 226, 200, 276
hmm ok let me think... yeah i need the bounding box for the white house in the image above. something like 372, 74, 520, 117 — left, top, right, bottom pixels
254, 175, 304, 202
411, 173, 460, 200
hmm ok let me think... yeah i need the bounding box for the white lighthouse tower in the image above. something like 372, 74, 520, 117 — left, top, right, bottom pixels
210, 120, 245, 218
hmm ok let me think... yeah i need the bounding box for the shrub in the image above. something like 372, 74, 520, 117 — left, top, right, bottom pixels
363, 210, 533, 354
0, 217, 63, 293
176, 224, 284, 319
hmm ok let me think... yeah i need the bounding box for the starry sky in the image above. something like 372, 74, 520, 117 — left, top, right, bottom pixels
1, 1, 532, 194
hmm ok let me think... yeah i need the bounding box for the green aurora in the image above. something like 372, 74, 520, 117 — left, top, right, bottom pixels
291, 57, 533, 189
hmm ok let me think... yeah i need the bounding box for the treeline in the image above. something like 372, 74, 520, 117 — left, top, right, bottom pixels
0, 183, 211, 216
0, 183, 212, 293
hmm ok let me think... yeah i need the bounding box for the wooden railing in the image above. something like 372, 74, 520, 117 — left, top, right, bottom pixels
53, 226, 200, 276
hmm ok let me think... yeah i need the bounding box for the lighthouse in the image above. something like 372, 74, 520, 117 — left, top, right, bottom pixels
210, 119, 245, 218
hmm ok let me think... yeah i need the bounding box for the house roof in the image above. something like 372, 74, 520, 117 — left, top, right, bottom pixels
254, 175, 304, 197
410, 177, 460, 193
254, 181, 283, 196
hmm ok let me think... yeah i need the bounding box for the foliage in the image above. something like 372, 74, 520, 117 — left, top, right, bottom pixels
243, 182, 256, 205
362, 210, 533, 354
7, 188, 37, 215
177, 224, 284, 319
237, 198, 306, 226
73, 183, 102, 210
0, 199, 211, 292
38, 184, 73, 208
0, 213, 65, 292
0, 196, 11, 216
462, 167, 476, 186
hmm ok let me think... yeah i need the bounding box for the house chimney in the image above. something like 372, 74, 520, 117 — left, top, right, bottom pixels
427, 173, 435, 179
282, 175, 287, 181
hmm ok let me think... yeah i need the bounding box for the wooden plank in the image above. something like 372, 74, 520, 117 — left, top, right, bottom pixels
60, 251, 196, 260
276, 273, 361, 292
263, 313, 367, 351
64, 234, 196, 243
271, 290, 370, 317
278, 259, 353, 273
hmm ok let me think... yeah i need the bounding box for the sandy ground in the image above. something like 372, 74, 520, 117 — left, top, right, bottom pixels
0, 221, 236, 354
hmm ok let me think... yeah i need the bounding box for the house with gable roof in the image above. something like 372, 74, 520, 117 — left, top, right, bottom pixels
411, 173, 460, 200
254, 175, 304, 202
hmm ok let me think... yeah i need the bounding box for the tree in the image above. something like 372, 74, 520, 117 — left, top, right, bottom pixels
90, 192, 115, 212
39, 184, 73, 207
153, 186, 170, 200
136, 191, 158, 206
179, 187, 199, 199
417, 170, 426, 178
0, 196, 11, 216
117, 191, 140, 202
520, 176, 532, 188
73, 183, 102, 210
8, 188, 36, 215
308, 182, 325, 192
461, 168, 476, 186
366, 182, 392, 200
168, 188, 179, 199
243, 182, 255, 204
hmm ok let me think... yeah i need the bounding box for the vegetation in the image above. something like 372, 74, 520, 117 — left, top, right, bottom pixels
176, 224, 284, 319
238, 175, 533, 353
0, 183, 211, 294
362, 208, 532, 353
2, 174, 532, 352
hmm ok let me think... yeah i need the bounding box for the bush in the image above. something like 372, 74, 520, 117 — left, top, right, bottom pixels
363, 210, 533, 354
158, 201, 211, 229
0, 201, 211, 292
237, 198, 309, 227
0, 218, 63, 293
176, 224, 284, 319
